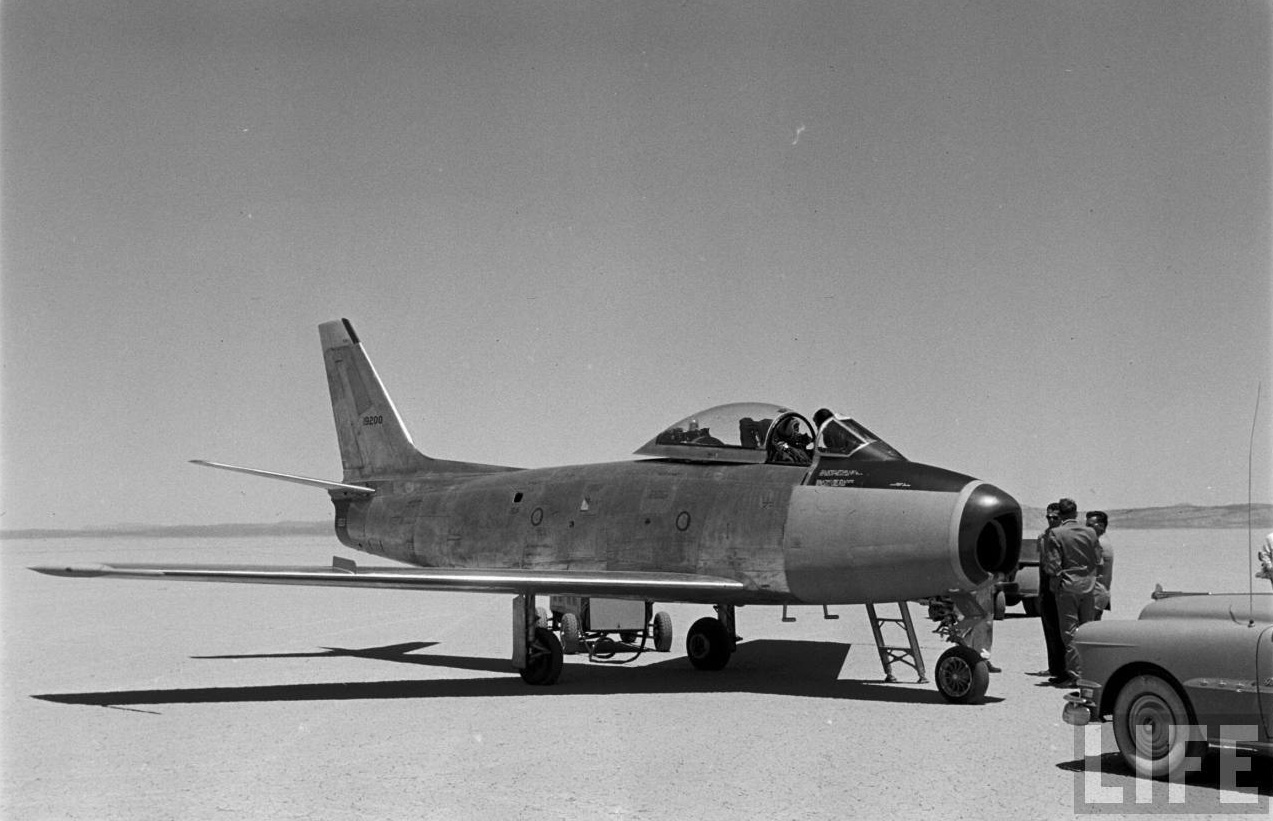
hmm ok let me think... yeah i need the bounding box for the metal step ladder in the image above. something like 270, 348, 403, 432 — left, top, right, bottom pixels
865, 601, 928, 683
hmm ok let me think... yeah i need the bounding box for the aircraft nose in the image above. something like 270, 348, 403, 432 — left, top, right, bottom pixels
956, 482, 1022, 584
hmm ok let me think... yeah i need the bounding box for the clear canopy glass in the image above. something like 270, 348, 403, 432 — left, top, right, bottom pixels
634, 402, 904, 464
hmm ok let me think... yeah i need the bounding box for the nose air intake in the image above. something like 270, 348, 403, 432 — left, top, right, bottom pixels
957, 483, 1022, 584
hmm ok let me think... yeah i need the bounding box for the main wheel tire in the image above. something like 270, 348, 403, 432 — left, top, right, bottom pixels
652, 611, 673, 652
1021, 597, 1040, 617
559, 612, 581, 655
685, 616, 732, 671
518, 627, 563, 685
1112, 674, 1203, 779
934, 645, 990, 704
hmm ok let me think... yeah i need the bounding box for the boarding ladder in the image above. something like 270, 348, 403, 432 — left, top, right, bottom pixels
865, 602, 928, 683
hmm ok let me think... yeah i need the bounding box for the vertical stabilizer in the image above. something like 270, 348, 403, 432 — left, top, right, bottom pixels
320, 319, 431, 480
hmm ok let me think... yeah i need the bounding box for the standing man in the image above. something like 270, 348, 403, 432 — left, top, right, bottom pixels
1031, 503, 1066, 681
1086, 510, 1113, 619
1041, 498, 1103, 687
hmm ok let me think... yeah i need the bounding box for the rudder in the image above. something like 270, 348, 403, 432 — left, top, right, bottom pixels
320, 319, 432, 481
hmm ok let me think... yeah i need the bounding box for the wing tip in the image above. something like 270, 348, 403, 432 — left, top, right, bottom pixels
30, 564, 111, 577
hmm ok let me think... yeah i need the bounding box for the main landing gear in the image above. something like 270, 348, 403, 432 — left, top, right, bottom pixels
514, 594, 564, 685
685, 604, 738, 671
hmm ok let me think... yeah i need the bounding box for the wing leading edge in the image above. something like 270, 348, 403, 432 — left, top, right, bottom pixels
30, 559, 747, 603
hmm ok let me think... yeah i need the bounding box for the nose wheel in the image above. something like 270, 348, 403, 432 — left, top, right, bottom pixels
934, 645, 989, 704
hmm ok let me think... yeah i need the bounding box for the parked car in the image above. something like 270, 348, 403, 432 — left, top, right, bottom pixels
1061, 587, 1273, 779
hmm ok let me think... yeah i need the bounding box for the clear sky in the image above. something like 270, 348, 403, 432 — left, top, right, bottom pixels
2, 0, 1269, 531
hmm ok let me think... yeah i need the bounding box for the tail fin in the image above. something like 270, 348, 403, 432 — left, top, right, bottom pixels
320, 319, 432, 481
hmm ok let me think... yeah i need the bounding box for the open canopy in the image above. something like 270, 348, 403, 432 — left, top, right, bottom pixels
634, 402, 905, 465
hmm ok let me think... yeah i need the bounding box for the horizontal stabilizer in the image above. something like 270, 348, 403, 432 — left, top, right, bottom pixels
190, 460, 375, 495
30, 560, 747, 602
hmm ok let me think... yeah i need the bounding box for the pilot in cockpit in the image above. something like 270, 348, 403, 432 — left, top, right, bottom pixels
769, 416, 812, 465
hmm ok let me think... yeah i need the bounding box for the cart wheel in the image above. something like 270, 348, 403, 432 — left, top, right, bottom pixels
560, 612, 581, 655
620, 631, 639, 644
652, 611, 673, 652
536, 606, 550, 627
993, 591, 1006, 621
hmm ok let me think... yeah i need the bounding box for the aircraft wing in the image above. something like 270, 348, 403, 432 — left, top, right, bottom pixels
30, 558, 747, 602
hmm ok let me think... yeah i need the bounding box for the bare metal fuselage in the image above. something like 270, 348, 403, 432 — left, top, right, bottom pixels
334, 457, 1014, 606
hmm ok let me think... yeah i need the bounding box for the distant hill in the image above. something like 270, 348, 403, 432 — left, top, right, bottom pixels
1021, 503, 1273, 531
4, 503, 1271, 540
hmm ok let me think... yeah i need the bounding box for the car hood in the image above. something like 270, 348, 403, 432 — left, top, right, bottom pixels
1134, 591, 1273, 625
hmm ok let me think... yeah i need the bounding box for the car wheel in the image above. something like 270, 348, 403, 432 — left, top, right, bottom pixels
1112, 674, 1203, 779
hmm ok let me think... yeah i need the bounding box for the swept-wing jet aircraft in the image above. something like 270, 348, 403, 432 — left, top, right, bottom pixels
34, 319, 1021, 702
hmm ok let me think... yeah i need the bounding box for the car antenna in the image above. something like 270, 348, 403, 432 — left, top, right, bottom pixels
1248, 381, 1262, 628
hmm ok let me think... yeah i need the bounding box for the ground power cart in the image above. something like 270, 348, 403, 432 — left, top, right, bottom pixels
548, 596, 674, 660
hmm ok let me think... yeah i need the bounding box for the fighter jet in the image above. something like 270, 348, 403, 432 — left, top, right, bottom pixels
34, 319, 1021, 702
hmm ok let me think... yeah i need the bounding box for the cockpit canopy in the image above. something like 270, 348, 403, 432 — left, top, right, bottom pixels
633, 402, 905, 465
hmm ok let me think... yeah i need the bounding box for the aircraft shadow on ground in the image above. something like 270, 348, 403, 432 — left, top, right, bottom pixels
33, 639, 1003, 708
1057, 752, 1273, 799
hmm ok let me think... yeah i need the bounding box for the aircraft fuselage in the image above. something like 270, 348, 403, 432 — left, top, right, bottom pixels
333, 456, 1018, 606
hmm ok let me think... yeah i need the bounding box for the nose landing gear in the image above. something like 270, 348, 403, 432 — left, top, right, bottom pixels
933, 644, 990, 704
